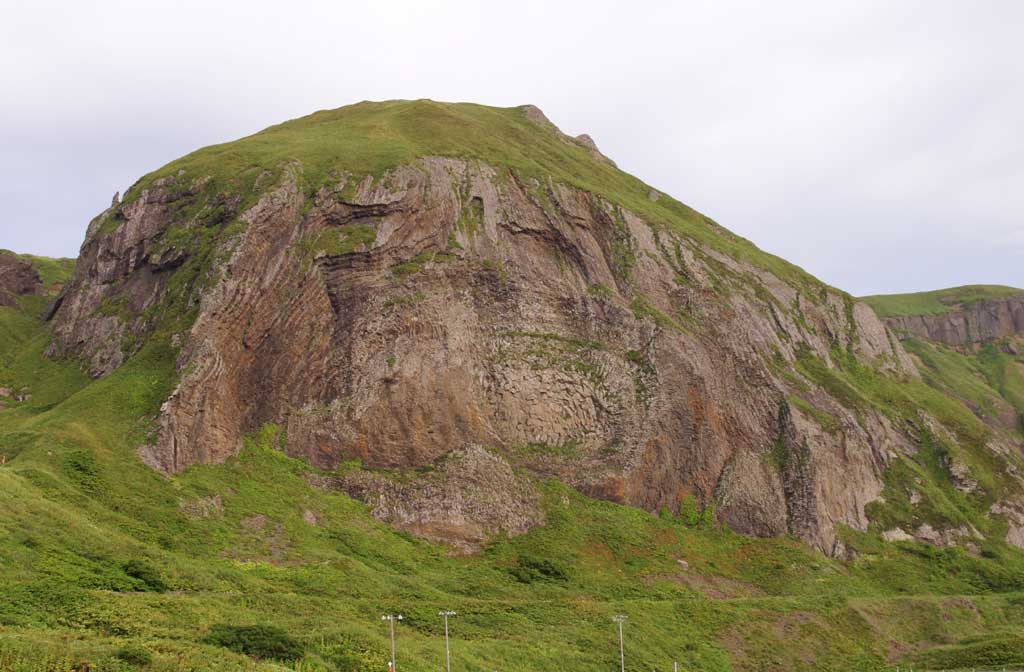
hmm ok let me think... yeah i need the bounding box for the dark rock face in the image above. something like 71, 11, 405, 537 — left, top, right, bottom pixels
0, 252, 42, 307
883, 298, 1024, 346
46, 151, 922, 555
44, 178, 198, 376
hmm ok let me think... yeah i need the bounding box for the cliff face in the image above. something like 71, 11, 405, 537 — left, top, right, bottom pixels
0, 252, 42, 307
882, 297, 1024, 347
43, 101, 955, 555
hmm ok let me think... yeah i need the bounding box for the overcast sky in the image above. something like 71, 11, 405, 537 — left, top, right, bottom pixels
2, 0, 1021, 295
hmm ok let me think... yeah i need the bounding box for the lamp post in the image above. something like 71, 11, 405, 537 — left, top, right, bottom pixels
438, 610, 456, 672
381, 614, 403, 672
612, 615, 627, 672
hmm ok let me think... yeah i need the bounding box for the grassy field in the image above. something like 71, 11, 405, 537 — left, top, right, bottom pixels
861, 285, 1024, 318
2, 260, 1024, 670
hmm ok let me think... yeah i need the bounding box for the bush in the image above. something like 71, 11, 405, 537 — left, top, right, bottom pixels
115, 643, 153, 666
122, 559, 168, 592
61, 449, 101, 492
508, 553, 569, 583
203, 624, 304, 661
911, 635, 1024, 668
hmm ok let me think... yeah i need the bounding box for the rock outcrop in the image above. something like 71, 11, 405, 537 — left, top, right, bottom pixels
0, 251, 42, 307
882, 297, 1024, 347
45, 101, 935, 554
310, 445, 543, 553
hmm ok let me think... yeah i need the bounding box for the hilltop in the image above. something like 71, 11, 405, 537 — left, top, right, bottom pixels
862, 285, 1024, 319
2, 101, 1024, 670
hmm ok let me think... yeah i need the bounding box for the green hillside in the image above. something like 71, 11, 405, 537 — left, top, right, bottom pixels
862, 284, 1024, 438
862, 285, 1024, 319
901, 339, 1024, 431
1, 258, 1023, 671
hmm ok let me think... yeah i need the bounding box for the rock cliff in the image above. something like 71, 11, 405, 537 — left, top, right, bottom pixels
46, 100, 1012, 555
0, 251, 42, 307
883, 297, 1024, 347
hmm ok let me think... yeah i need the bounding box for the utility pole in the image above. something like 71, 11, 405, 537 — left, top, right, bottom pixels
381, 614, 403, 672
438, 610, 456, 672
612, 615, 627, 672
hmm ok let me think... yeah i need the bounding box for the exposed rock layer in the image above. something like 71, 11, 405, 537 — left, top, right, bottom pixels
309, 445, 543, 553
0, 252, 41, 307
882, 297, 1024, 346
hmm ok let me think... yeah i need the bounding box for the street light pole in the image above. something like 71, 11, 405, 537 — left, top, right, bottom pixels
612, 615, 627, 672
438, 610, 456, 672
381, 614, 403, 672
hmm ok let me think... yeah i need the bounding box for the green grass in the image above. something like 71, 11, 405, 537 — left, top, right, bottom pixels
903, 338, 1024, 430
977, 344, 1024, 421
862, 285, 1024, 318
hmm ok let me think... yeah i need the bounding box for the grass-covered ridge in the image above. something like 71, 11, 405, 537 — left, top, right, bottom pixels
862, 285, 1024, 318
122, 99, 827, 296
3, 256, 1024, 670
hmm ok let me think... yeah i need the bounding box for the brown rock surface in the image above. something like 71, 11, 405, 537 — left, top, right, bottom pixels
0, 252, 42, 306
330, 445, 543, 553
882, 297, 1024, 346
46, 117, 921, 554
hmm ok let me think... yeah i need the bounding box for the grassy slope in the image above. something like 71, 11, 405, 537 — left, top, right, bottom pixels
862, 284, 1024, 437
903, 339, 1024, 430
862, 285, 1024, 319
2, 266, 1024, 670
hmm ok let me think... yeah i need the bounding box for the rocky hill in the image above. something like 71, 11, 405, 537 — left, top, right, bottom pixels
865, 285, 1024, 347
0, 251, 42, 307
3, 101, 1024, 670
44, 100, 943, 557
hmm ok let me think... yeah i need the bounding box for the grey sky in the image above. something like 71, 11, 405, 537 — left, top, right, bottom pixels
2, 0, 1021, 295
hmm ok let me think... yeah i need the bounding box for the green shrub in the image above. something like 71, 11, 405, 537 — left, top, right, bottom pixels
61, 449, 101, 492
122, 559, 168, 592
203, 624, 304, 661
115, 643, 153, 666
508, 553, 569, 583
910, 635, 1024, 668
